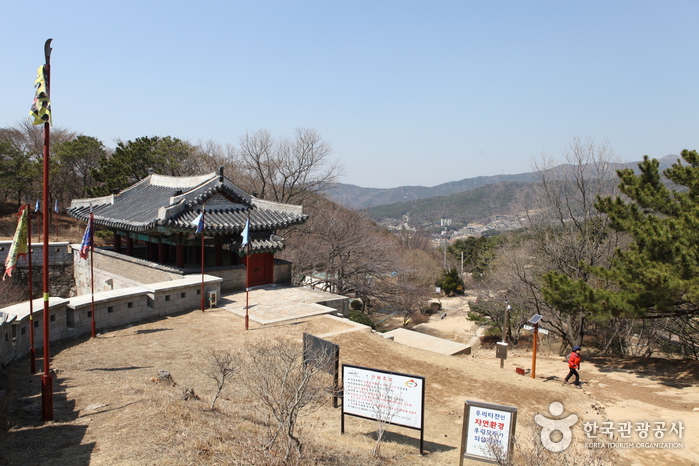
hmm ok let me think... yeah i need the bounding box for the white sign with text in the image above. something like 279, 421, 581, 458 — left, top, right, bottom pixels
342, 365, 424, 429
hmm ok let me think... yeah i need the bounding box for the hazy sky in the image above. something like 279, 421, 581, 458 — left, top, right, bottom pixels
2, 1, 697, 188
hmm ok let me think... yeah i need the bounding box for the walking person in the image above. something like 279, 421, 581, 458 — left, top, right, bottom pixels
564, 346, 582, 388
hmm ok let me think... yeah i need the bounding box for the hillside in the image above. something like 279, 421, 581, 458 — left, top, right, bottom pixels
328, 155, 682, 212
327, 173, 538, 210
365, 182, 535, 228
2, 301, 696, 464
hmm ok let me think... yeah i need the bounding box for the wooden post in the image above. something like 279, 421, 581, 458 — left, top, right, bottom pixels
531, 323, 538, 379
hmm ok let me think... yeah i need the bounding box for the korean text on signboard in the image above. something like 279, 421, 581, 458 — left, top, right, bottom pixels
342, 364, 424, 430
460, 400, 518, 464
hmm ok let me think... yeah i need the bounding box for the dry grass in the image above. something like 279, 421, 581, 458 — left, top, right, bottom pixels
1, 306, 696, 465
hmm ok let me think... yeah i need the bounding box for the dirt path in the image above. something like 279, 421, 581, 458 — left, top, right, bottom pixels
1, 302, 697, 465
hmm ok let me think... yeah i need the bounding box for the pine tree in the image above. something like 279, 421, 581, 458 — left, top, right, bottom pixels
543, 149, 699, 319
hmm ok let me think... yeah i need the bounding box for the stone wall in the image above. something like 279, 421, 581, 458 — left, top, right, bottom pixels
0, 242, 74, 297
274, 259, 292, 286
74, 247, 294, 295
0, 241, 73, 267
72, 246, 185, 295
0, 275, 223, 365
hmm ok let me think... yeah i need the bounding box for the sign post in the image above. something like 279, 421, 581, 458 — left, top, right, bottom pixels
303, 333, 340, 408
459, 400, 517, 464
496, 342, 508, 369
528, 314, 543, 380
342, 364, 425, 454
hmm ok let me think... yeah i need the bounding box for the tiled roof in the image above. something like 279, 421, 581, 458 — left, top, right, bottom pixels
242, 234, 286, 254
67, 171, 307, 234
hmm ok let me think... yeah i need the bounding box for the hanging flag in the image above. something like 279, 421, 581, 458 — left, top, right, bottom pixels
3, 205, 29, 280
79, 213, 94, 260
35, 199, 40, 212
54, 199, 59, 213
191, 212, 204, 234
241, 218, 250, 247
29, 65, 52, 126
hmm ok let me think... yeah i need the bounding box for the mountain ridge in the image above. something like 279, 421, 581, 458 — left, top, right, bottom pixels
328, 154, 681, 211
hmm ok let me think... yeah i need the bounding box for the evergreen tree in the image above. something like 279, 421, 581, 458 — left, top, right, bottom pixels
88, 136, 199, 196
436, 267, 464, 295
543, 149, 699, 320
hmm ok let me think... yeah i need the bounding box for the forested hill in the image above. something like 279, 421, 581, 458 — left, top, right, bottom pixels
364, 181, 535, 227
335, 155, 684, 227
326, 172, 537, 210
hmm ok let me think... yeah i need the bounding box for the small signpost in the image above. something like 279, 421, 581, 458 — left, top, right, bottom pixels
529, 314, 543, 379
303, 333, 340, 407
523, 324, 548, 335
459, 400, 517, 464
341, 364, 425, 454
496, 342, 508, 369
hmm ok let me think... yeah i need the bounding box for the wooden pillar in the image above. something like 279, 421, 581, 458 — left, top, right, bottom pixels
126, 236, 133, 256
176, 243, 185, 268
158, 241, 166, 264
215, 239, 223, 267
113, 232, 121, 253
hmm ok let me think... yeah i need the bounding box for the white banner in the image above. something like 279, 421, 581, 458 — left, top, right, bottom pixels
343, 365, 424, 429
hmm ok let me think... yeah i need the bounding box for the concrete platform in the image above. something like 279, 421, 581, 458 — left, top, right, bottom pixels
218, 285, 348, 325
383, 328, 471, 356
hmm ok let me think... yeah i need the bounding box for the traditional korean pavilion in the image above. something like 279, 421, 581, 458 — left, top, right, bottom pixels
67, 168, 307, 288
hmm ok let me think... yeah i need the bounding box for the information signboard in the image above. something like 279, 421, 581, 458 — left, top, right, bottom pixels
303, 333, 340, 407
342, 364, 423, 428
459, 400, 517, 464
341, 364, 425, 453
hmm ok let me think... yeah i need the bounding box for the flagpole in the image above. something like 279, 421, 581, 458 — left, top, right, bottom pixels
40, 38, 53, 422
245, 210, 250, 330
89, 212, 96, 338
26, 203, 36, 373
54, 199, 58, 241
37, 202, 42, 243
200, 207, 206, 312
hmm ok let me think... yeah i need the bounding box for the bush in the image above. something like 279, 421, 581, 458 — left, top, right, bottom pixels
349, 310, 375, 329
349, 299, 363, 311
480, 334, 503, 349
435, 267, 464, 295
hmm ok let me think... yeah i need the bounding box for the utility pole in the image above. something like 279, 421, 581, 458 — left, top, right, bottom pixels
441, 218, 451, 270
500, 301, 511, 369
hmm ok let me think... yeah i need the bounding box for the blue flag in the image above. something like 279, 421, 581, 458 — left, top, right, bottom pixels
241, 218, 250, 247
54, 199, 59, 213
34, 199, 40, 212
80, 213, 94, 260
192, 212, 204, 234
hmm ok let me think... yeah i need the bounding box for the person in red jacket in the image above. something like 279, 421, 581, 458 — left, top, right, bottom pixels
564, 346, 582, 387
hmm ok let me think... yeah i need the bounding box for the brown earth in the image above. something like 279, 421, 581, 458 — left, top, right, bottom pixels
1, 296, 697, 465
1, 214, 697, 465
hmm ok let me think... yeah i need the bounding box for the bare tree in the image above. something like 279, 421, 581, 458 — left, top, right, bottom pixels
370, 380, 407, 457
518, 137, 627, 351
471, 242, 536, 346
237, 128, 342, 204
236, 338, 333, 462
200, 349, 236, 410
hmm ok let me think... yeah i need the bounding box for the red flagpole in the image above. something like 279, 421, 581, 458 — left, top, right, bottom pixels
245, 210, 250, 330
40, 38, 54, 422
26, 203, 36, 373
90, 213, 96, 338
54, 200, 58, 241
200, 208, 206, 312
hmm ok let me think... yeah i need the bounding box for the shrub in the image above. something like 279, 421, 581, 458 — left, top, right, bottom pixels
349, 310, 375, 329
435, 267, 464, 295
